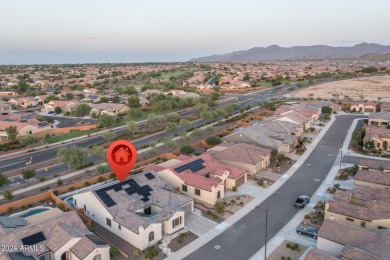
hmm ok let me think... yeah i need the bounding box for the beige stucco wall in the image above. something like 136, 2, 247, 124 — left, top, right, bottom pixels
368, 118, 389, 126
83, 248, 111, 260
325, 203, 390, 230
317, 237, 344, 256
19, 124, 52, 136
355, 179, 389, 189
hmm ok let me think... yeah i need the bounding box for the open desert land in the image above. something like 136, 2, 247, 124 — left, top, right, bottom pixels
292, 75, 390, 102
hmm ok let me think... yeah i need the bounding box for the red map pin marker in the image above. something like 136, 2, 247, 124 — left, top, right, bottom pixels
106, 140, 137, 182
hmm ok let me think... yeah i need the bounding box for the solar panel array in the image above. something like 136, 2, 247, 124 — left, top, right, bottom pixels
85, 233, 108, 245
144, 172, 156, 180
21, 231, 46, 246
8, 252, 34, 260
174, 158, 205, 173
0, 217, 27, 228
95, 178, 153, 207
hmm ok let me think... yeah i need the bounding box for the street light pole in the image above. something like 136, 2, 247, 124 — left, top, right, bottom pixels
256, 206, 268, 260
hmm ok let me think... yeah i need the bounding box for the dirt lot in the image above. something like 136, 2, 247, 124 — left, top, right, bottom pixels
268, 240, 309, 260
292, 76, 390, 101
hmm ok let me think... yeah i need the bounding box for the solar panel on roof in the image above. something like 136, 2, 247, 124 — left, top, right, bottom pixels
174, 158, 205, 173
8, 252, 34, 260
85, 233, 107, 246
21, 231, 46, 246
144, 172, 156, 180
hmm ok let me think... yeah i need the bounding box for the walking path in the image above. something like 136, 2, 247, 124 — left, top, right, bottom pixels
166, 115, 337, 260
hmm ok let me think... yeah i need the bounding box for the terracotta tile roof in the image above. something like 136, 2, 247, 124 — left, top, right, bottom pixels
304, 249, 339, 260
319, 220, 381, 246
368, 112, 390, 120
355, 170, 390, 186
327, 199, 390, 221
350, 101, 377, 107
70, 236, 97, 259
358, 159, 390, 171
364, 126, 390, 141
333, 185, 390, 203
208, 143, 271, 166
339, 245, 376, 260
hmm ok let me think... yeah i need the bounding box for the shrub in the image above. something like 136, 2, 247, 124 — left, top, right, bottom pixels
179, 233, 186, 239
177, 238, 183, 244
133, 250, 140, 258
232, 186, 237, 192
214, 200, 225, 214
180, 145, 195, 155
57, 178, 63, 186
144, 246, 159, 259
38, 176, 45, 182
304, 214, 312, 219
110, 247, 120, 257
205, 136, 221, 145
286, 243, 292, 249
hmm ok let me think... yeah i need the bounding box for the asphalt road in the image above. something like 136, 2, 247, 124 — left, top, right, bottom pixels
0, 85, 292, 174
185, 114, 366, 260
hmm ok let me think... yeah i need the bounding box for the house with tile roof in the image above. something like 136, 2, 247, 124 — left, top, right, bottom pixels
265, 111, 313, 129
350, 101, 378, 113
355, 169, 390, 189
305, 220, 390, 260
89, 103, 129, 117
368, 112, 390, 126
0, 113, 52, 139
325, 185, 390, 230
0, 101, 13, 112
364, 126, 390, 151
207, 142, 271, 175
44, 100, 80, 113
222, 124, 296, 152
0, 211, 110, 260
358, 158, 390, 172
8, 97, 44, 108
72, 171, 193, 251
144, 154, 248, 205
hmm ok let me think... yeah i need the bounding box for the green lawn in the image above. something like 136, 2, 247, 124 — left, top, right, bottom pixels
158, 71, 187, 79
115, 111, 152, 126
47, 129, 99, 144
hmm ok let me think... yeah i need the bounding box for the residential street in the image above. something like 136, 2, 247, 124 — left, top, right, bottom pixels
185, 114, 366, 260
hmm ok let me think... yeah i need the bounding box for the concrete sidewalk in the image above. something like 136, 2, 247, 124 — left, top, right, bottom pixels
166, 114, 337, 260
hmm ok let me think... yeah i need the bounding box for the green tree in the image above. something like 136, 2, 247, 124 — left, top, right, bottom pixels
3, 190, 14, 200
127, 95, 140, 108
200, 111, 214, 124
180, 145, 195, 155
57, 146, 88, 171
102, 131, 117, 142
206, 136, 221, 145
191, 128, 203, 137
5, 126, 18, 142
65, 93, 74, 100
0, 172, 9, 187
195, 103, 208, 113
19, 135, 40, 148
21, 168, 35, 184
179, 118, 190, 128
321, 106, 332, 114
91, 146, 105, 162
43, 133, 52, 144
165, 122, 178, 133
126, 121, 139, 137
98, 114, 116, 129
97, 164, 111, 174
99, 97, 109, 103
214, 200, 225, 214
147, 113, 165, 127
72, 103, 91, 123
127, 108, 142, 119
166, 113, 181, 123
162, 138, 176, 148
54, 106, 62, 114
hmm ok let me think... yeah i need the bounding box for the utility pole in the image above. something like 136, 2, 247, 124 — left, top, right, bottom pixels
256, 206, 268, 260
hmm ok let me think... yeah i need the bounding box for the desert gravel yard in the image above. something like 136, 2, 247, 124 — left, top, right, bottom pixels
292, 75, 390, 101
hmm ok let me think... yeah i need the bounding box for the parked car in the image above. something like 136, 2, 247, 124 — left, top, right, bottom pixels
294, 195, 310, 208
48, 111, 55, 114
296, 226, 319, 239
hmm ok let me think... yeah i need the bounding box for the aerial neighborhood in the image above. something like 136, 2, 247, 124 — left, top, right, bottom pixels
0, 61, 390, 260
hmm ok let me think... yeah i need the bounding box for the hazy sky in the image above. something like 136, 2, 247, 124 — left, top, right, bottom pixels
1, 0, 390, 64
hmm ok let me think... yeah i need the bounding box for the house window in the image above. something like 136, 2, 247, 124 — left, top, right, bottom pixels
92, 254, 101, 260
149, 231, 154, 242
195, 189, 201, 196
378, 226, 387, 229
74, 199, 77, 206
144, 206, 151, 215
172, 216, 182, 228
346, 217, 354, 222
217, 191, 221, 199
182, 185, 187, 192
106, 218, 111, 227
83, 204, 86, 211
38, 253, 52, 260
118, 224, 121, 230
361, 221, 366, 227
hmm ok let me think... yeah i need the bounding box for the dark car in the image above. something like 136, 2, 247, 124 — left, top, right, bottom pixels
294, 195, 310, 208
48, 111, 55, 114
296, 226, 319, 239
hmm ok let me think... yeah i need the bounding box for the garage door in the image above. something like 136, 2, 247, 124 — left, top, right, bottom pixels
235, 175, 246, 187
365, 108, 375, 113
